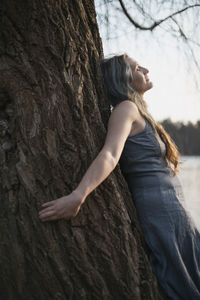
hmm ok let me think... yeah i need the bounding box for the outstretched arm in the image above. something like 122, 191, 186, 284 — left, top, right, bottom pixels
39, 101, 138, 222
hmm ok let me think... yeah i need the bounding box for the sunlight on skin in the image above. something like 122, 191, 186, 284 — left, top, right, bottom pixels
102, 36, 200, 124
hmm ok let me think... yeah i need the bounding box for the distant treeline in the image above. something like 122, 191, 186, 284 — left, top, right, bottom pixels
160, 119, 200, 156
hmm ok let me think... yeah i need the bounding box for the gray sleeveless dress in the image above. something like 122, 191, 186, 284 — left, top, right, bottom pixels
119, 118, 200, 299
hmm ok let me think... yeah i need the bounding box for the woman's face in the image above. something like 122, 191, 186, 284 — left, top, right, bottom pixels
126, 56, 153, 95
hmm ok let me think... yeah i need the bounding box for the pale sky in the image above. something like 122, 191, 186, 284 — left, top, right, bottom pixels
97, 5, 200, 124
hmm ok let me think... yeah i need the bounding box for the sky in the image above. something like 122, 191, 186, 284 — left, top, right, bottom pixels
96, 2, 200, 124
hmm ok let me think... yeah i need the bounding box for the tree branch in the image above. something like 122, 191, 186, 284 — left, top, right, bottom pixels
118, 0, 200, 31
171, 17, 187, 40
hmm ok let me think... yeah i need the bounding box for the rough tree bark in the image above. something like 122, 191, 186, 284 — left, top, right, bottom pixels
0, 1, 168, 299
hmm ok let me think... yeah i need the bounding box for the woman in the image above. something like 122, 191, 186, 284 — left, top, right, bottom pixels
39, 54, 200, 299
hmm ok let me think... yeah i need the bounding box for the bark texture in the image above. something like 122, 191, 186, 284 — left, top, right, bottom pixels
0, 1, 168, 299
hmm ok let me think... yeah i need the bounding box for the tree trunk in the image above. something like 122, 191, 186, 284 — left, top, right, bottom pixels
0, 1, 168, 299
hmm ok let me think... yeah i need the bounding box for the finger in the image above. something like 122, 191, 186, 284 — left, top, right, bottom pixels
40, 214, 59, 222
39, 207, 54, 216
39, 210, 55, 220
41, 201, 55, 208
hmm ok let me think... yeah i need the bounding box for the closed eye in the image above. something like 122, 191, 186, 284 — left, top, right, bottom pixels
136, 66, 141, 71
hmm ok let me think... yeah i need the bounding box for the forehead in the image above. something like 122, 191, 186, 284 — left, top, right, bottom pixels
126, 56, 138, 68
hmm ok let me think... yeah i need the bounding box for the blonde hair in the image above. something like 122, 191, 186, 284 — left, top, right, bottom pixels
101, 53, 181, 174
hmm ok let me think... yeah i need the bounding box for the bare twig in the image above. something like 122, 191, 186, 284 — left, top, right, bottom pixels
171, 17, 187, 39
118, 0, 200, 31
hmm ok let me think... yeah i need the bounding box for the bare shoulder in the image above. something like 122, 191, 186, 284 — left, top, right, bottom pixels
113, 100, 138, 112
102, 100, 139, 163
111, 100, 139, 120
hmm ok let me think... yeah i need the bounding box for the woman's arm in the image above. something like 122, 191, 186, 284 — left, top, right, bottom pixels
39, 100, 138, 222
74, 100, 139, 200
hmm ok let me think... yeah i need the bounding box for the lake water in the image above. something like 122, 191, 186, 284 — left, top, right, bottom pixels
178, 156, 200, 230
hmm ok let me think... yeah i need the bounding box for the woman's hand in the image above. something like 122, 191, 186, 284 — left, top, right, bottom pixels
39, 190, 85, 222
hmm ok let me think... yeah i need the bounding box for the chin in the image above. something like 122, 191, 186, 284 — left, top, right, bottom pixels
144, 82, 153, 93
147, 81, 153, 90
